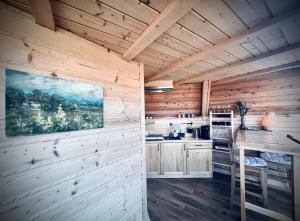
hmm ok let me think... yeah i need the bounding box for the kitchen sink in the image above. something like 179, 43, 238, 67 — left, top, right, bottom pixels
163, 136, 182, 140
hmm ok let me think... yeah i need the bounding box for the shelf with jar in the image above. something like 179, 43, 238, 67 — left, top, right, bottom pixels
209, 110, 234, 141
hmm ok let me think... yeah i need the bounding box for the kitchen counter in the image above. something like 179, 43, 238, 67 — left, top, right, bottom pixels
146, 138, 213, 143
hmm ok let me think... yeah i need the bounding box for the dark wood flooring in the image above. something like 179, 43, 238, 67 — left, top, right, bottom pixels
147, 173, 293, 221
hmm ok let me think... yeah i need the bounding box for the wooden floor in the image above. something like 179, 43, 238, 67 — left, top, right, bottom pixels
147, 173, 293, 221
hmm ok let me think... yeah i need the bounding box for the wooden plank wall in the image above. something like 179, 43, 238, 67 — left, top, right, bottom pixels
210, 68, 300, 138
233, 114, 300, 143
0, 3, 145, 221
210, 68, 300, 114
145, 83, 202, 117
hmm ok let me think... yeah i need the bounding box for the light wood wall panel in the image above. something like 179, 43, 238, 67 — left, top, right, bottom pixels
145, 83, 202, 117
0, 3, 145, 220
210, 68, 300, 114
233, 114, 300, 142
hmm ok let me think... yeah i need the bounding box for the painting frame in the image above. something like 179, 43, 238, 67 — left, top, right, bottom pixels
5, 69, 104, 137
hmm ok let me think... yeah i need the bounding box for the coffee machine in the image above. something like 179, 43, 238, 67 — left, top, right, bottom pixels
200, 125, 210, 140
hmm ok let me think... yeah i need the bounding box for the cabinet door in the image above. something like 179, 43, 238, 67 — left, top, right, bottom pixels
146, 143, 161, 176
161, 143, 185, 176
186, 148, 212, 177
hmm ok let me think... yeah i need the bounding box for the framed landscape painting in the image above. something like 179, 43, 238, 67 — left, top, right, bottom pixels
5, 69, 103, 136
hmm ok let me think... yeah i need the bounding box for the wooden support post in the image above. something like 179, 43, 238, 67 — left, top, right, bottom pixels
201, 80, 211, 117
240, 148, 246, 221
294, 155, 300, 221
139, 63, 149, 220
28, 0, 55, 31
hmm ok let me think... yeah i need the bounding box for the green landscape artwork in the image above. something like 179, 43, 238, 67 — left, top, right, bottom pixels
5, 69, 103, 136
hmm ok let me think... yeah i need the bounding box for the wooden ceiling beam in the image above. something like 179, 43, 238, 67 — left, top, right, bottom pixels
28, 0, 55, 31
122, 0, 199, 61
145, 7, 300, 82
176, 43, 300, 84
214, 61, 300, 84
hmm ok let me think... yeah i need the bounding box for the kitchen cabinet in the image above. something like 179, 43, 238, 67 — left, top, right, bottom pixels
186, 148, 212, 177
146, 140, 212, 178
160, 143, 185, 176
146, 143, 161, 176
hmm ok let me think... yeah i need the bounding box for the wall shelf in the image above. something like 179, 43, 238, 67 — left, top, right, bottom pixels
209, 111, 234, 141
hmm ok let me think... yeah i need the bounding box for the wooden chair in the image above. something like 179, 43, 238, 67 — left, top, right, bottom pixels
228, 140, 269, 209
260, 152, 292, 191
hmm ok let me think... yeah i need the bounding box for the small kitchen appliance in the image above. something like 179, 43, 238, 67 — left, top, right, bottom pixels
200, 125, 210, 140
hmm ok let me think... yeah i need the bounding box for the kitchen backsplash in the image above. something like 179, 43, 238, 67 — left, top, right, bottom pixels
145, 117, 209, 136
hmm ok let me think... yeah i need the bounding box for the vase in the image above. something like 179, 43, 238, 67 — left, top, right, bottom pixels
240, 116, 246, 130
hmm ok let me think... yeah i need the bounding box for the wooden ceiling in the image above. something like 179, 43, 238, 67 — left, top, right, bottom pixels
3, 0, 300, 83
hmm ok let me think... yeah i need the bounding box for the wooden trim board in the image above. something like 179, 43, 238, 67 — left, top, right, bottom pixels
139, 63, 149, 220
245, 202, 292, 221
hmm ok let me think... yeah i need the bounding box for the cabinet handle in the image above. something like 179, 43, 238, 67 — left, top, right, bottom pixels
194, 144, 203, 147
157, 145, 160, 151
186, 150, 189, 158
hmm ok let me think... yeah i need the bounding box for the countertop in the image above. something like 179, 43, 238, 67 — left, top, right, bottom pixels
146, 138, 212, 143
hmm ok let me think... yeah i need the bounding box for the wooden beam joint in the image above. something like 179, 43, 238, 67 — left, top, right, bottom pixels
29, 0, 55, 31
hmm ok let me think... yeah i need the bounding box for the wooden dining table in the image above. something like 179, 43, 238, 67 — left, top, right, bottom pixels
236, 129, 300, 221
